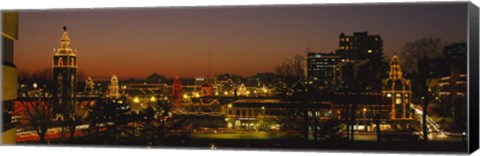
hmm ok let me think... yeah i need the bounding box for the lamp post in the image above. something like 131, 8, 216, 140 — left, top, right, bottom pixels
363, 108, 367, 132
227, 104, 232, 116
261, 106, 265, 129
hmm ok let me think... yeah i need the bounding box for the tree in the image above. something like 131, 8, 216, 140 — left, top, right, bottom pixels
146, 72, 166, 84
216, 73, 244, 83
18, 67, 53, 92
400, 37, 446, 142
318, 118, 342, 141
275, 54, 305, 85
400, 37, 446, 73
18, 93, 55, 143
62, 100, 91, 143
369, 93, 384, 142
85, 97, 133, 145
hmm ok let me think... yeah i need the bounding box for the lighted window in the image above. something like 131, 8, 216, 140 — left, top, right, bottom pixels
395, 98, 401, 104
396, 93, 401, 97
368, 50, 373, 53
386, 93, 392, 97
58, 58, 63, 66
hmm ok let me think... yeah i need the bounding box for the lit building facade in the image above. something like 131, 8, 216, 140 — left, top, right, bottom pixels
52, 26, 78, 119
429, 74, 467, 128
305, 52, 341, 91
123, 83, 169, 113
382, 55, 412, 120
200, 80, 213, 97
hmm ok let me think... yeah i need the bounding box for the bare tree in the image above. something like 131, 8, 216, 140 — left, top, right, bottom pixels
399, 37, 446, 142
275, 54, 305, 83
18, 96, 55, 143
276, 54, 305, 78
399, 37, 446, 73
17, 67, 52, 91
63, 101, 91, 143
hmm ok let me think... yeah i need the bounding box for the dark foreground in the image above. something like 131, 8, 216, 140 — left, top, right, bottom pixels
18, 134, 468, 154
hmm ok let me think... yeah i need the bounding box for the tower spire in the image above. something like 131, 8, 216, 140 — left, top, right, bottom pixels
58, 25, 72, 53
389, 54, 403, 80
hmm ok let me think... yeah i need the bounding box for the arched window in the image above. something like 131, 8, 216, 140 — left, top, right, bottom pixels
58, 58, 63, 66
58, 74, 63, 80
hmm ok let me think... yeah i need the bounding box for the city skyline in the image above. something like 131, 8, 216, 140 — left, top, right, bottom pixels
14, 3, 467, 80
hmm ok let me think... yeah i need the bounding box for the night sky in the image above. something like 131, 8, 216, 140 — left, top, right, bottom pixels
14, 3, 467, 80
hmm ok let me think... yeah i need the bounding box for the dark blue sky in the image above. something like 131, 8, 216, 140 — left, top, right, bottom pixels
14, 2, 468, 80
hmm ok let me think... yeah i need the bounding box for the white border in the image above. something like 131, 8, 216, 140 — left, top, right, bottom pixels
0, 0, 475, 10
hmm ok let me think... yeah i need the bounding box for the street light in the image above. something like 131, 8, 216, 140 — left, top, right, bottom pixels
363, 108, 367, 132
227, 104, 232, 116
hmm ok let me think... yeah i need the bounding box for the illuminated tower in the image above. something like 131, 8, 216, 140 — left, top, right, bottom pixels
382, 55, 412, 119
52, 26, 77, 113
109, 75, 120, 99
171, 76, 183, 111
85, 77, 95, 95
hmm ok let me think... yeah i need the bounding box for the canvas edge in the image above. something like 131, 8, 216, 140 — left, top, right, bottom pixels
468, 1, 479, 154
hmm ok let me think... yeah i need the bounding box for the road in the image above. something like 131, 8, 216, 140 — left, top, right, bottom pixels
16, 124, 91, 142
411, 105, 465, 141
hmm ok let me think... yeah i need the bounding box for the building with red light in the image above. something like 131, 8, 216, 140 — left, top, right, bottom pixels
171, 76, 183, 111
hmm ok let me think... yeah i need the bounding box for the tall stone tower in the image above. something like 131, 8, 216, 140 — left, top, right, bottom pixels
109, 75, 120, 99
382, 55, 412, 120
52, 26, 77, 115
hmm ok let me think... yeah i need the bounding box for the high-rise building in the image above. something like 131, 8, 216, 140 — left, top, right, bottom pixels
305, 52, 341, 91
382, 55, 412, 120
52, 26, 78, 119
444, 43, 467, 74
416, 43, 467, 80
2, 12, 19, 144
336, 31, 385, 91
336, 31, 383, 61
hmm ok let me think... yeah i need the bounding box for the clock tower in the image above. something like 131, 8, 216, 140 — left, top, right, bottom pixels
52, 26, 77, 119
